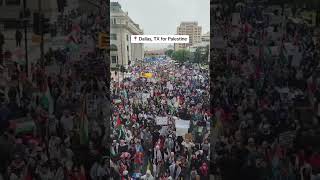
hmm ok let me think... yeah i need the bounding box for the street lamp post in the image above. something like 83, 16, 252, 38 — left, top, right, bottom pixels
116, 64, 120, 89
22, 0, 29, 77
38, 0, 44, 67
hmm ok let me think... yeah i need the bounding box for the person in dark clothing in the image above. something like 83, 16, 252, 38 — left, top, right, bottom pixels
15, 30, 22, 47
0, 31, 4, 64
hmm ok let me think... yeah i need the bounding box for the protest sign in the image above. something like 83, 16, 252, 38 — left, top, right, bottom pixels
156, 116, 168, 125
232, 13, 241, 26
114, 99, 121, 104
175, 118, 190, 137
51, 36, 67, 49
279, 131, 296, 147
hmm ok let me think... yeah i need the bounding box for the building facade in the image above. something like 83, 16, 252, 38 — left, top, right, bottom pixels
174, 21, 202, 50
110, 2, 144, 69
201, 31, 210, 43
189, 31, 210, 62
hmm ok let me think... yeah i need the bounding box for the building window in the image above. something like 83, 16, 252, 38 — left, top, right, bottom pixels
126, 34, 129, 41
111, 56, 117, 64
111, 33, 117, 40
127, 45, 129, 52
110, 44, 118, 51
111, 18, 117, 24
5, 0, 20, 5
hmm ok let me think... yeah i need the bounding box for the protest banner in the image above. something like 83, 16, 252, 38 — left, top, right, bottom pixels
141, 72, 153, 78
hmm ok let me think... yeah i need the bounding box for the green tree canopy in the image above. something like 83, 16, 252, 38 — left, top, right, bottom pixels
172, 49, 191, 64
165, 49, 174, 57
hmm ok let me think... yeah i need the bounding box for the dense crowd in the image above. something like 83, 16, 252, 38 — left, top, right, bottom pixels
0, 6, 110, 180
110, 59, 211, 180
211, 2, 320, 180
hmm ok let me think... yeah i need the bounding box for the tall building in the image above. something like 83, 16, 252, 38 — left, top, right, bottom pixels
174, 21, 202, 50
201, 32, 210, 43
110, 2, 144, 69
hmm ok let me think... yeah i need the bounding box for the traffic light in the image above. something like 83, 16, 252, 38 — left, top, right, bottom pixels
98, 32, 109, 49
33, 13, 50, 35
41, 15, 50, 34
33, 12, 40, 35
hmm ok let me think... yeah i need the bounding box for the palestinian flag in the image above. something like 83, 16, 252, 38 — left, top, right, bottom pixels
79, 95, 89, 145
115, 115, 122, 128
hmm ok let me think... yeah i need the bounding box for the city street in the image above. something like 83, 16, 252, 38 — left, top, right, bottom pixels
110, 57, 211, 179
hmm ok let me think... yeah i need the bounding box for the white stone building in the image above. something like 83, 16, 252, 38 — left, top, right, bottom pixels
110, 2, 144, 69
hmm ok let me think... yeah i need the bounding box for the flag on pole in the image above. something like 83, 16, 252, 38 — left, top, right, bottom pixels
79, 95, 89, 145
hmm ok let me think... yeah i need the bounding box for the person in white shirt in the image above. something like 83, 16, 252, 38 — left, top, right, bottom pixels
141, 170, 155, 180
153, 145, 163, 164
60, 110, 74, 135
169, 161, 182, 180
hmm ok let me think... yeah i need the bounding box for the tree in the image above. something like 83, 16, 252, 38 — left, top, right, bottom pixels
165, 49, 174, 57
201, 45, 209, 65
172, 49, 191, 64
191, 45, 209, 65
193, 47, 202, 64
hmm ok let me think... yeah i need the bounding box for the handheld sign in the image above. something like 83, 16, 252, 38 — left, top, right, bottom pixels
156, 116, 168, 125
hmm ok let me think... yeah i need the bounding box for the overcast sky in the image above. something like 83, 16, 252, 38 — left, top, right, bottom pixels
112, 0, 210, 50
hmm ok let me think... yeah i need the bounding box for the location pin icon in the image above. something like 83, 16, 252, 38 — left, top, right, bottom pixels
134, 36, 137, 40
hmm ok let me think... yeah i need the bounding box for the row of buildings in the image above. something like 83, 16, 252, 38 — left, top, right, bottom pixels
110, 2, 210, 68
175, 21, 210, 62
